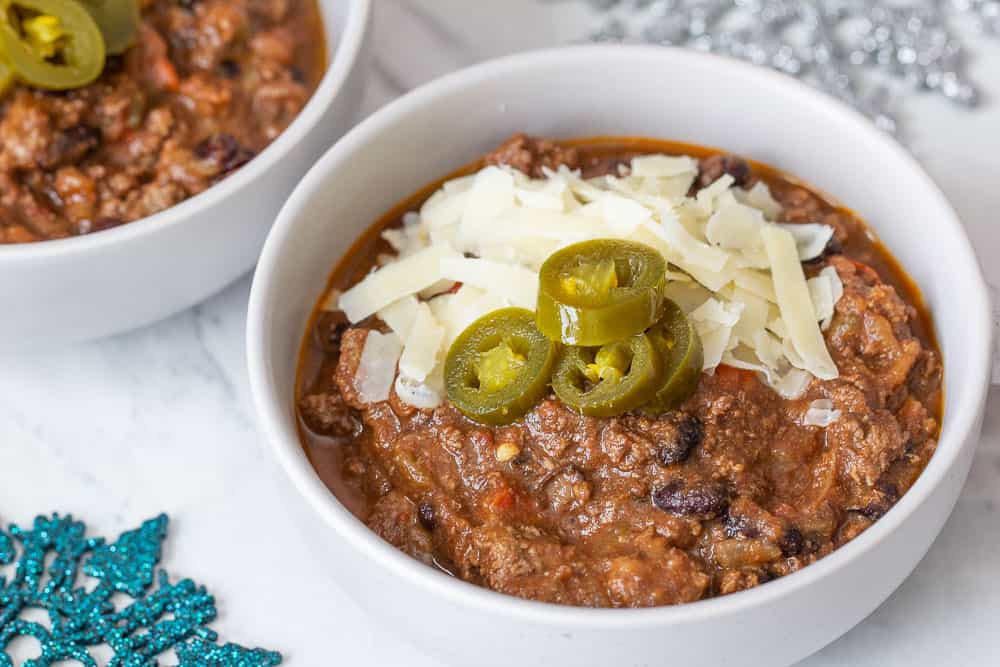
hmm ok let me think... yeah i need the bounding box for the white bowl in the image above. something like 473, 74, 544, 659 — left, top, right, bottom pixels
247, 46, 992, 667
0, 0, 371, 345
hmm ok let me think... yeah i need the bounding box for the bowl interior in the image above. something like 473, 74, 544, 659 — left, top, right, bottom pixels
250, 45, 991, 620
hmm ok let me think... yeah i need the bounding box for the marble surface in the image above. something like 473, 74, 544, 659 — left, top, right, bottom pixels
2, 1, 999, 665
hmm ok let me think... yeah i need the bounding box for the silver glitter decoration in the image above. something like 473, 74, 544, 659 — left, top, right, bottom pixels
555, 0, 997, 134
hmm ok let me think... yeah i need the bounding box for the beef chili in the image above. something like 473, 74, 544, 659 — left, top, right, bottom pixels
0, 0, 326, 244
296, 135, 943, 608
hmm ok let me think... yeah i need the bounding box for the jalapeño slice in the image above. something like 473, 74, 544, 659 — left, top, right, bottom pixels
551, 333, 663, 417
0, 55, 12, 94
445, 308, 559, 425
644, 299, 704, 414
81, 0, 139, 55
0, 0, 105, 90
537, 239, 666, 346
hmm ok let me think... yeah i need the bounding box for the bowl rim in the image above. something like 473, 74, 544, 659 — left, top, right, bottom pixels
247, 44, 993, 627
0, 0, 372, 262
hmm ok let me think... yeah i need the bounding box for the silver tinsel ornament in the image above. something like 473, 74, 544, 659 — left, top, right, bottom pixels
556, 0, 998, 134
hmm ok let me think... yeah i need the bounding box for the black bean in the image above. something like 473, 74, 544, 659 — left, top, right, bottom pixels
652, 480, 730, 518
417, 502, 436, 531
194, 133, 255, 174
219, 59, 241, 79
858, 502, 889, 521
291, 66, 306, 83
875, 480, 899, 502
779, 527, 804, 557
697, 154, 752, 188
657, 415, 703, 467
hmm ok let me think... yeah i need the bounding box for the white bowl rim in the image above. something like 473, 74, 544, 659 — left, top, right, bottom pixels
0, 0, 372, 263
248, 44, 993, 628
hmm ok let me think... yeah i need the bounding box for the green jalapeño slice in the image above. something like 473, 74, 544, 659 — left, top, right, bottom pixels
537, 239, 666, 346
551, 333, 663, 417
0, 0, 105, 90
445, 308, 559, 425
0, 55, 13, 94
81, 0, 140, 55
644, 299, 704, 414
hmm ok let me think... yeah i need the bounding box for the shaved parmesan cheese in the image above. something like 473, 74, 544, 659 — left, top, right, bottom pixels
394, 373, 443, 409
398, 303, 445, 382
706, 193, 766, 251
663, 280, 713, 314
804, 398, 841, 427
810, 265, 844, 330
545, 165, 605, 202
382, 223, 427, 258
729, 287, 770, 345
777, 223, 835, 261
695, 174, 735, 215
340, 151, 845, 408
771, 368, 812, 399
421, 188, 467, 230
733, 182, 782, 220
339, 243, 459, 323
734, 269, 777, 302
762, 226, 838, 380
378, 295, 420, 338
690, 298, 743, 370
691, 298, 743, 328
458, 167, 517, 252
440, 256, 538, 310
431, 285, 508, 347
355, 331, 402, 403
808, 273, 835, 327
822, 265, 844, 304
600, 192, 652, 236
699, 324, 735, 370
631, 154, 698, 179
658, 210, 731, 288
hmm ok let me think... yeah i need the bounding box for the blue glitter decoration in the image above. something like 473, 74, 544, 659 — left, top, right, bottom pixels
0, 514, 281, 667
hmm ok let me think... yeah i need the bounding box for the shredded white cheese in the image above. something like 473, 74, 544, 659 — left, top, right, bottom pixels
440, 256, 538, 310
327, 151, 846, 407
762, 226, 839, 380
339, 243, 459, 323
398, 303, 445, 383
354, 331, 402, 403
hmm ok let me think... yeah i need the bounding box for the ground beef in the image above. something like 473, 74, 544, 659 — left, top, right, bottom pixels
484, 133, 581, 178
298, 137, 942, 608
0, 0, 325, 244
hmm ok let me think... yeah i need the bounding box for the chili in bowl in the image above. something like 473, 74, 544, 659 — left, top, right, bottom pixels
247, 46, 991, 667
0, 0, 371, 343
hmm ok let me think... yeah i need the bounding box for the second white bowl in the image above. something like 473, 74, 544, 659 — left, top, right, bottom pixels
0, 0, 371, 345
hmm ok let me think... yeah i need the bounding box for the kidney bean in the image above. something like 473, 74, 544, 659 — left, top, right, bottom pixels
697, 154, 752, 188
418, 502, 436, 531
652, 480, 730, 518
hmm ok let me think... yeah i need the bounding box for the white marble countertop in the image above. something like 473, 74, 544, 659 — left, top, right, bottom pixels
2, 1, 998, 665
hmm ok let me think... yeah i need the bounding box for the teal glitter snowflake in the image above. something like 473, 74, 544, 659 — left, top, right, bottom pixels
0, 514, 281, 666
